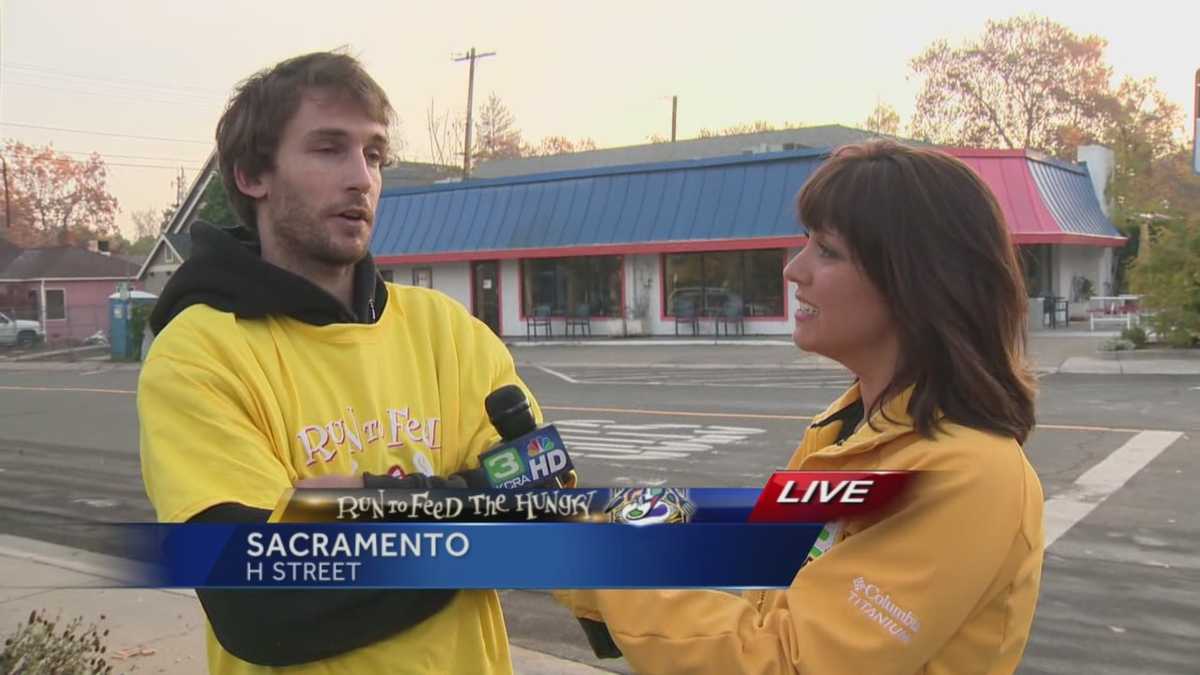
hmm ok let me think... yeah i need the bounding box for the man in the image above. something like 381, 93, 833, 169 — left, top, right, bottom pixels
139, 51, 534, 674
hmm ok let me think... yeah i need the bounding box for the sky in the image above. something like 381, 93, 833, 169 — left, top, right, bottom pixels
1, 0, 1197, 240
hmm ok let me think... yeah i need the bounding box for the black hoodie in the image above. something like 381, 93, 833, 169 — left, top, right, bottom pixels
150, 220, 389, 334
150, 222, 458, 667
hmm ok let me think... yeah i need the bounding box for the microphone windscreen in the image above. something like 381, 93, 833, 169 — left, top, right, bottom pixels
485, 385, 535, 441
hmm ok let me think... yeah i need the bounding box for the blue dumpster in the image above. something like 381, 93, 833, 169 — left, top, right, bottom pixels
108, 290, 158, 361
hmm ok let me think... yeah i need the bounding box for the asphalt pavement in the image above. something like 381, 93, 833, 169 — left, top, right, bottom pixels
0, 333, 1197, 673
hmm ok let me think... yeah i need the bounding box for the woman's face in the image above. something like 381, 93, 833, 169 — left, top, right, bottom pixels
783, 229, 898, 371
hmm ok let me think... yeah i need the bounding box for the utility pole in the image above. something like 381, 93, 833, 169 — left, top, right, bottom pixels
1192, 67, 1199, 176
174, 168, 186, 208
671, 95, 678, 143
0, 156, 11, 233
453, 47, 496, 179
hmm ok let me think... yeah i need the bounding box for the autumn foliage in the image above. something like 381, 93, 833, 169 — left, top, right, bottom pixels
1, 141, 120, 247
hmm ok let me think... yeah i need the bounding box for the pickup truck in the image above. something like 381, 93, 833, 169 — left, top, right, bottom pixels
0, 311, 45, 348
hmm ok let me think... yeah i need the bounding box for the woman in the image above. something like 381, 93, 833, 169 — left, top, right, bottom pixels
557, 141, 1045, 675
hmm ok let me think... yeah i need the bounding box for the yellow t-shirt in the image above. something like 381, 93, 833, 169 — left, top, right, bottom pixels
139, 284, 535, 675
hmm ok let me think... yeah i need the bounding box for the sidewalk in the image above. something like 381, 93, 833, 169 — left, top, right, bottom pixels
505, 330, 1200, 376
0, 535, 610, 675
6, 331, 1199, 377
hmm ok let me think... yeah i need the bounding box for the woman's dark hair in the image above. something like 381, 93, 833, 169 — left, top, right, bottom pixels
215, 50, 395, 231
796, 140, 1036, 444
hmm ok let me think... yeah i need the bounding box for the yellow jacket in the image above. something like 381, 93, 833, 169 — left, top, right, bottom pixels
558, 384, 1044, 675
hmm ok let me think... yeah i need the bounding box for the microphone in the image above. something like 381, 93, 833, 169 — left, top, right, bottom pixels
456, 385, 577, 489
471, 387, 613, 658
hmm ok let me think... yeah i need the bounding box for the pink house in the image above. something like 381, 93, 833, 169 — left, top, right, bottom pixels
0, 237, 143, 343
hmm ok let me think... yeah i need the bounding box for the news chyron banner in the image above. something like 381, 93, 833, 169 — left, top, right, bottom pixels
126, 472, 913, 589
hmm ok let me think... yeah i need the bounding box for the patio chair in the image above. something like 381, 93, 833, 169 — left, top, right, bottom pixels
565, 303, 592, 337
674, 300, 700, 336
715, 300, 745, 336
526, 304, 553, 339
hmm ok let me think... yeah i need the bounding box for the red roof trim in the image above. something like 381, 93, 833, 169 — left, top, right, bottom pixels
1010, 232, 1126, 247
375, 236, 808, 264
941, 148, 1028, 158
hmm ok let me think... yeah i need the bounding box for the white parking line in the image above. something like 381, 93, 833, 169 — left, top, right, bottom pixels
533, 364, 579, 384
1044, 430, 1184, 546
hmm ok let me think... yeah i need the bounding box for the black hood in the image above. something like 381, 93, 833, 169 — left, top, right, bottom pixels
149, 221, 389, 335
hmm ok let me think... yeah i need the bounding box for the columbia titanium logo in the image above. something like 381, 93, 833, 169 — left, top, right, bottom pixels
847, 577, 922, 644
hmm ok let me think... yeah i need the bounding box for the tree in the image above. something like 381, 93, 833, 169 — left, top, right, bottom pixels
195, 174, 237, 226
698, 120, 777, 138
387, 124, 409, 165
131, 207, 162, 240
473, 93, 524, 162
425, 99, 465, 169
1129, 220, 1200, 347
1095, 76, 1199, 292
909, 15, 1113, 157
1105, 77, 1188, 213
125, 235, 159, 256
526, 135, 598, 157
863, 102, 901, 135
1, 141, 119, 246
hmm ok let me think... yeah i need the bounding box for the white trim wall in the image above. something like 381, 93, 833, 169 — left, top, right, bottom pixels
1054, 245, 1115, 318
383, 249, 802, 338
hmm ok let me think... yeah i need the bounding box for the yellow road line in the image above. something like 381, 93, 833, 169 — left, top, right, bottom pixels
1035, 423, 1149, 434
0, 385, 134, 395
543, 405, 813, 421
0, 387, 1177, 434
544, 405, 1177, 433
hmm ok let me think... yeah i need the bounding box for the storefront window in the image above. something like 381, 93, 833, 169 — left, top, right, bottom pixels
1020, 245, 1052, 297
522, 256, 623, 317
664, 250, 785, 317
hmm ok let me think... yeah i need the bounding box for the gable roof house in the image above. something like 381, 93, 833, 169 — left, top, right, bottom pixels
137, 154, 459, 293
0, 236, 142, 342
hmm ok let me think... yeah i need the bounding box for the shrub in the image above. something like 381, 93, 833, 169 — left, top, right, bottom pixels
1130, 220, 1200, 349
1100, 337, 1135, 352
0, 610, 112, 674
1120, 324, 1148, 348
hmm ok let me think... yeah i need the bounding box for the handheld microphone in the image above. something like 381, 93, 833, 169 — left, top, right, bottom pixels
473, 387, 609, 659
458, 385, 577, 489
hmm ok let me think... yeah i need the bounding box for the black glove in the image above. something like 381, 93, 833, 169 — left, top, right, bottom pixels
578, 618, 623, 659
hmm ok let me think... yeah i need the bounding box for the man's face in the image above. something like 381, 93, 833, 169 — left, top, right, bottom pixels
240, 90, 388, 267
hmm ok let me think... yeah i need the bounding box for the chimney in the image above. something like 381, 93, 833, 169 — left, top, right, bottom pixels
1077, 145, 1115, 217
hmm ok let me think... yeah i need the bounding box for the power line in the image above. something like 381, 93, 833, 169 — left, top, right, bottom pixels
99, 161, 205, 171
46, 149, 209, 163
0, 122, 210, 144
0, 154, 204, 171
3, 61, 225, 97
4, 79, 217, 108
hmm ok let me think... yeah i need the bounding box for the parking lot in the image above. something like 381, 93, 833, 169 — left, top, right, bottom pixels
0, 342, 1197, 673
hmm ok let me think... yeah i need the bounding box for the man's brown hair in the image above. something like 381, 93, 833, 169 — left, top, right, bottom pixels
214, 50, 394, 230
796, 140, 1037, 444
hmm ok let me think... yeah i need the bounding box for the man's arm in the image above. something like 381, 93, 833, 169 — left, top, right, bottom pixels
188, 501, 457, 667
139, 350, 460, 667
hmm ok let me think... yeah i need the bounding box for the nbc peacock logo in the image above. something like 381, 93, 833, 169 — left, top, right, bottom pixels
526, 436, 555, 457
